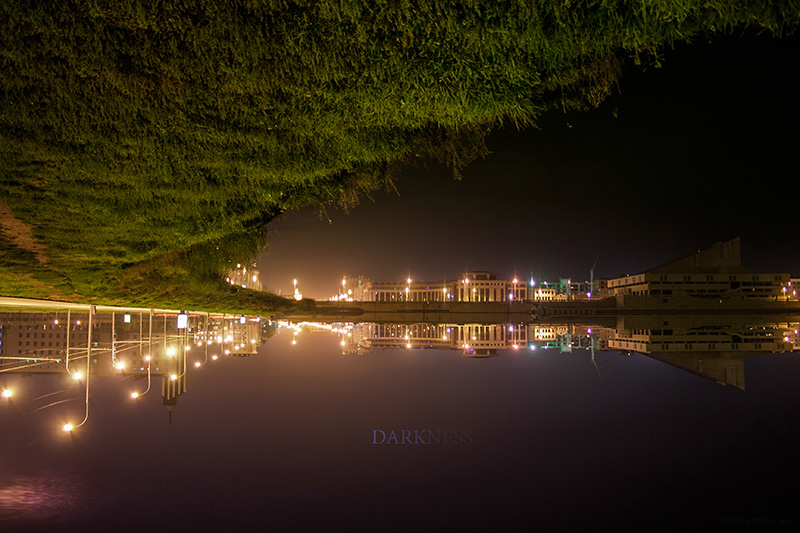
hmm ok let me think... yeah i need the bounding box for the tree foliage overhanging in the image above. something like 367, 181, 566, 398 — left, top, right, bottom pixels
1, 1, 799, 308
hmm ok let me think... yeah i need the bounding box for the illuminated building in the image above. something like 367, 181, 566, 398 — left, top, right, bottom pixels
340, 272, 529, 302
603, 238, 791, 301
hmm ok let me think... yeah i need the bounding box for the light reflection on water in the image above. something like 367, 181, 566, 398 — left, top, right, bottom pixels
1, 307, 799, 530
0, 474, 95, 524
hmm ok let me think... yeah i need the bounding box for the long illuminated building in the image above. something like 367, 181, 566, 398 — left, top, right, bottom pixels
340, 272, 529, 303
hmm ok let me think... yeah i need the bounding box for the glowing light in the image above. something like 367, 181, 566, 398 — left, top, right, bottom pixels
115, 362, 125, 370
62, 423, 74, 432
144, 355, 151, 362
170, 374, 177, 381
2, 389, 12, 398
166, 348, 176, 357
212, 355, 218, 360
130, 392, 139, 399
72, 372, 82, 381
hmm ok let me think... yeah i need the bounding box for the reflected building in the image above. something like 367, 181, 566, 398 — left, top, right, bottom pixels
323, 313, 799, 389
337, 322, 532, 357
0, 311, 85, 370
607, 315, 797, 389
194, 315, 264, 356
333, 321, 616, 357
0, 310, 201, 416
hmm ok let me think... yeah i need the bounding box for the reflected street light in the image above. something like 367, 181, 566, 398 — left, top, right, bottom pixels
63, 305, 93, 432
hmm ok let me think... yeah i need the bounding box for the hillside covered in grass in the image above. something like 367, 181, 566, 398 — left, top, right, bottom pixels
1, 1, 799, 311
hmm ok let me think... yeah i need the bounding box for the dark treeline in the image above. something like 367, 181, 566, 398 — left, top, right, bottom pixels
1, 1, 798, 310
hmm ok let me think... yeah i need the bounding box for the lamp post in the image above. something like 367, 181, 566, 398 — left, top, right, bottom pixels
63, 305, 93, 432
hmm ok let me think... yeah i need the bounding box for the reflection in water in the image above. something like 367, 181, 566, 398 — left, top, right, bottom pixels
290, 315, 799, 390
1, 305, 799, 529
3, 309, 799, 432
0, 309, 269, 431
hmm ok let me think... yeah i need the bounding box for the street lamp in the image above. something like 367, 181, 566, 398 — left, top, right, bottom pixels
63, 305, 93, 432
131, 354, 152, 399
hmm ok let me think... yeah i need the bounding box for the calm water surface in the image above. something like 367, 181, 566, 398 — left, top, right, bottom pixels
1, 311, 798, 531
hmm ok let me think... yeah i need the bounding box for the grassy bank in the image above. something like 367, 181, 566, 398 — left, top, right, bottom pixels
1, 1, 799, 310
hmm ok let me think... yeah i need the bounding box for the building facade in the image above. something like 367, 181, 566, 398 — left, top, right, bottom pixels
602, 238, 792, 301
340, 272, 530, 303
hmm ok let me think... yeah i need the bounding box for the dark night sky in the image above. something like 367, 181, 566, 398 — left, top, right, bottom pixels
258, 34, 800, 299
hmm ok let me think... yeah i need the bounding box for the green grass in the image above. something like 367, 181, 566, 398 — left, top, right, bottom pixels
1, 1, 799, 311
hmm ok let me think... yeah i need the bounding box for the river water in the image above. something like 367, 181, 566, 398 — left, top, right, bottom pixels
1, 310, 798, 531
